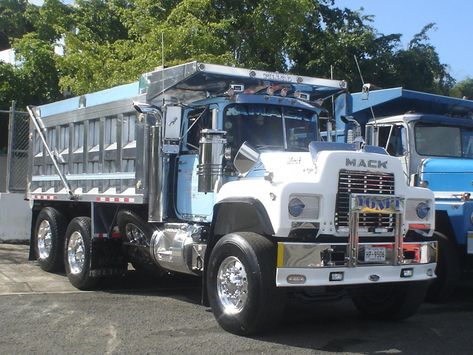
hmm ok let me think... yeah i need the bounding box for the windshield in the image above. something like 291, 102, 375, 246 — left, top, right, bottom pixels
414, 123, 473, 158
223, 104, 317, 151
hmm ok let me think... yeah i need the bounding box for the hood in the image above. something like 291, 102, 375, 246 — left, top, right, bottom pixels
420, 157, 473, 192
245, 151, 315, 181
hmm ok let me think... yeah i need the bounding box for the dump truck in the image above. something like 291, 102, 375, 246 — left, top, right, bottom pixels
27, 62, 436, 334
336, 86, 473, 301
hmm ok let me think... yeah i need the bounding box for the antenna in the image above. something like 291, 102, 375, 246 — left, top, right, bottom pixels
353, 55, 378, 144
161, 32, 165, 68
329, 65, 334, 142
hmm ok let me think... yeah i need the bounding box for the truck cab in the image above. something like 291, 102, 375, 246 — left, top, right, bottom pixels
176, 94, 320, 223
336, 87, 473, 301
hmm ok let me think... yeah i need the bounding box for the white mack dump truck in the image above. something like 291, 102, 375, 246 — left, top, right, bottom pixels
27, 62, 437, 334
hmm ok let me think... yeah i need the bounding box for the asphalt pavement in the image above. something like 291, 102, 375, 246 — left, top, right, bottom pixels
1, 243, 473, 354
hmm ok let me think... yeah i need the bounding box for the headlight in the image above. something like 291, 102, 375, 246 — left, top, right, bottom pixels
288, 198, 305, 217
288, 195, 320, 219
416, 202, 430, 219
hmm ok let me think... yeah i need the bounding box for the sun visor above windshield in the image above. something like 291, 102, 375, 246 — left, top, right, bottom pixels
140, 61, 347, 105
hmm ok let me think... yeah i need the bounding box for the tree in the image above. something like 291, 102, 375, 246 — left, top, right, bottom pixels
288, 2, 406, 90
1, 0, 457, 105
0, 0, 34, 50
392, 24, 454, 95
450, 78, 473, 99
26, 0, 73, 43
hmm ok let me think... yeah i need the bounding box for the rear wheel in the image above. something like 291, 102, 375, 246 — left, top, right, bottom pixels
350, 281, 428, 320
64, 217, 98, 290
207, 232, 286, 335
426, 232, 460, 302
117, 210, 164, 278
34, 207, 67, 272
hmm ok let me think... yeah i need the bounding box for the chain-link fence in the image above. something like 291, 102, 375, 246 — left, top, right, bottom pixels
0, 102, 29, 193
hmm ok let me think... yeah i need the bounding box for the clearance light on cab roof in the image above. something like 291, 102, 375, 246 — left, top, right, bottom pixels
294, 90, 310, 101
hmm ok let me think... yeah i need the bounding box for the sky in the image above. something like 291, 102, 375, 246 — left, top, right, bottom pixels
335, 0, 473, 82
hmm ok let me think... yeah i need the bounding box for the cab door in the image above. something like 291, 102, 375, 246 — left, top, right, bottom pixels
175, 106, 215, 222
367, 123, 409, 178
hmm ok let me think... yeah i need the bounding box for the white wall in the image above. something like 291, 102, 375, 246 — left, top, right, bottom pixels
0, 193, 31, 241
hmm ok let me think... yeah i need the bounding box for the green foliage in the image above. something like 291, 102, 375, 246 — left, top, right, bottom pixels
450, 78, 473, 99
0, 62, 19, 107
392, 24, 454, 95
0, 0, 34, 50
0, 0, 458, 108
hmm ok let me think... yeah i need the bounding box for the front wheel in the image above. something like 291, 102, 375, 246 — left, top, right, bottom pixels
425, 232, 460, 302
207, 232, 286, 335
350, 281, 429, 320
64, 217, 98, 290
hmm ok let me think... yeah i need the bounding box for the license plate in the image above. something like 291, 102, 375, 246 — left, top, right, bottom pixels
353, 195, 402, 214
364, 247, 386, 262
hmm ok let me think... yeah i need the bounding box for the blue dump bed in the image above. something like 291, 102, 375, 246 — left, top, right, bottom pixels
335, 87, 473, 135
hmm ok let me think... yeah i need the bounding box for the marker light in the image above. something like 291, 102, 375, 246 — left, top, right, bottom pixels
416, 202, 430, 219
288, 198, 305, 217
401, 268, 414, 278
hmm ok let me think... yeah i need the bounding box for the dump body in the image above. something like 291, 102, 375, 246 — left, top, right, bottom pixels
29, 82, 144, 200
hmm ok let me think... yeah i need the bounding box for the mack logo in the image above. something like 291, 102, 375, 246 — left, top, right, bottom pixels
346, 158, 387, 169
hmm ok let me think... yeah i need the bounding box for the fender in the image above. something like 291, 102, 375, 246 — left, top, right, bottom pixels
210, 197, 274, 238
202, 197, 275, 306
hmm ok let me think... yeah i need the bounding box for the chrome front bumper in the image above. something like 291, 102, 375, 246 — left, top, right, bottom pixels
276, 241, 437, 287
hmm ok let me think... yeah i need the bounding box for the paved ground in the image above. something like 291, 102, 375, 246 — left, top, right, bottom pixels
0, 244, 78, 295
1, 243, 473, 354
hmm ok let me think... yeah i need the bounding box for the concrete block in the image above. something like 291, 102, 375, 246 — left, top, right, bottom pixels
0, 192, 32, 241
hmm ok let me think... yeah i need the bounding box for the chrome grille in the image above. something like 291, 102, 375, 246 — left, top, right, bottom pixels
335, 170, 396, 232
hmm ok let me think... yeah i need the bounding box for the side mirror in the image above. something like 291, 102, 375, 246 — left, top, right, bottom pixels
234, 142, 260, 176
164, 106, 182, 140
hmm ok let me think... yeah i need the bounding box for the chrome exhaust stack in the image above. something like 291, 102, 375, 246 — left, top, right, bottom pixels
197, 129, 226, 193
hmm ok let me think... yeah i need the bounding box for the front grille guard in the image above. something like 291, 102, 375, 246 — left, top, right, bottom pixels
348, 194, 404, 266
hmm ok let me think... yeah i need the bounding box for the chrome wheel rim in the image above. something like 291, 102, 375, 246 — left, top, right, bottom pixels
67, 231, 85, 275
37, 220, 52, 260
217, 256, 248, 314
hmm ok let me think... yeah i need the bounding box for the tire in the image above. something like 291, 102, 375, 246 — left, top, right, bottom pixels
117, 210, 165, 278
207, 232, 286, 335
426, 232, 460, 302
64, 217, 98, 290
34, 207, 67, 272
350, 281, 429, 320
117, 210, 154, 247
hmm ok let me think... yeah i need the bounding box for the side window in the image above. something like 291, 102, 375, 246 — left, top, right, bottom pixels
185, 107, 211, 150
387, 125, 406, 156
365, 125, 373, 145
378, 126, 391, 148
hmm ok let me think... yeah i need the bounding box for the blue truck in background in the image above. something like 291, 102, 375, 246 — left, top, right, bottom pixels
335, 87, 473, 301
